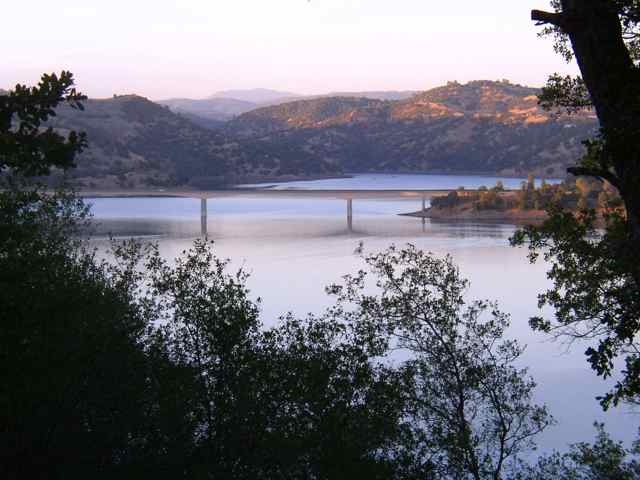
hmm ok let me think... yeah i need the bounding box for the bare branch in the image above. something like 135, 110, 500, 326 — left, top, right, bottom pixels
532, 9, 566, 28
567, 166, 621, 190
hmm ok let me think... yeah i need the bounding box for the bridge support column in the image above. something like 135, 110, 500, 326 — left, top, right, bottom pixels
201, 198, 208, 238
422, 195, 426, 212
347, 198, 353, 232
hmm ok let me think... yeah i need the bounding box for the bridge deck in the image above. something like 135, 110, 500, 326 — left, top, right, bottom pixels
80, 188, 479, 200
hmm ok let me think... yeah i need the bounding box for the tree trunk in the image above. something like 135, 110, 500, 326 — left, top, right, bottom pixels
534, 0, 640, 273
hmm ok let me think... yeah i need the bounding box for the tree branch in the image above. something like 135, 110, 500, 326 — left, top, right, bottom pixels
531, 9, 566, 28
567, 166, 621, 189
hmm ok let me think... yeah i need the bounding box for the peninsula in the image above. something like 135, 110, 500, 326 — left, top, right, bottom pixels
403, 176, 623, 222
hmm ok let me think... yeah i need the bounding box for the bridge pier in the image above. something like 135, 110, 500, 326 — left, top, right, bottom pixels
201, 198, 208, 238
422, 195, 426, 212
347, 198, 353, 232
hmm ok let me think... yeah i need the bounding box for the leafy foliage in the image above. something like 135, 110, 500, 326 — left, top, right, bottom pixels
538, 0, 640, 64
0, 71, 87, 176
327, 245, 552, 480
538, 74, 592, 114
2, 70, 413, 478
0, 184, 161, 477
513, 423, 640, 480
1, 180, 553, 478
511, 208, 640, 408
1, 189, 418, 478
521, 0, 640, 407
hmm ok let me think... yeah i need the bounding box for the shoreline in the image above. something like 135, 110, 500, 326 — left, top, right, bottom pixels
234, 171, 564, 190
234, 173, 352, 189
343, 170, 564, 181
401, 207, 549, 222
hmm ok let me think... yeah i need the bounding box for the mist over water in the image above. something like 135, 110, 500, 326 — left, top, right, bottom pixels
87, 175, 636, 453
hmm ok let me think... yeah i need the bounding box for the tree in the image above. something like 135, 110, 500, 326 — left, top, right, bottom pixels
0, 71, 87, 176
527, 174, 536, 191
598, 190, 611, 209
258, 314, 421, 480
327, 245, 552, 480
0, 73, 171, 478
577, 193, 589, 211
540, 177, 548, 190
432, 190, 461, 209
0, 188, 178, 478
0, 71, 467, 479
531, 0, 640, 260
511, 0, 640, 407
141, 239, 422, 479
517, 183, 530, 210
512, 423, 640, 480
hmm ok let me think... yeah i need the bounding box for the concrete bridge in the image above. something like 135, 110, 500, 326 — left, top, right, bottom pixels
83, 188, 465, 237
191, 189, 443, 237
194, 197, 403, 236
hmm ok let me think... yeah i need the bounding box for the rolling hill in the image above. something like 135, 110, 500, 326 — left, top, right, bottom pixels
159, 90, 419, 126
3, 80, 599, 189
46, 94, 338, 189
209, 88, 299, 104
326, 90, 418, 101
227, 80, 597, 177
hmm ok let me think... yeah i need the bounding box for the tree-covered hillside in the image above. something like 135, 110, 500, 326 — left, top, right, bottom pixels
47, 95, 338, 189
229, 97, 389, 135
229, 80, 597, 177
8, 80, 601, 189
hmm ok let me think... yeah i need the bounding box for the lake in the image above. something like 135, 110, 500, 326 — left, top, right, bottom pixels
238, 172, 561, 190
87, 173, 636, 453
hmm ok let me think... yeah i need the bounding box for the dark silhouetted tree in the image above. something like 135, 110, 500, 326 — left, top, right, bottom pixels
327, 245, 552, 480
0, 71, 87, 176
513, 423, 640, 480
512, 0, 640, 408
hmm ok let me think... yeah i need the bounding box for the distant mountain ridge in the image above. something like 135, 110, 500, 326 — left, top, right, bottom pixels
226, 80, 597, 177
159, 90, 420, 124
209, 88, 299, 104
158, 97, 258, 122
231, 81, 584, 132
158, 89, 299, 123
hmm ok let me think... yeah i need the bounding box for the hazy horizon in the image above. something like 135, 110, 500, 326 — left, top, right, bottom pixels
2, 0, 578, 101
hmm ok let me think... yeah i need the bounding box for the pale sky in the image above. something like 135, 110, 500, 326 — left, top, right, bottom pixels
1, 0, 577, 100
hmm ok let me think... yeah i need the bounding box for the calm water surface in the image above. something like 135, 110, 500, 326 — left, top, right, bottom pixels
87, 181, 636, 452
238, 172, 561, 190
